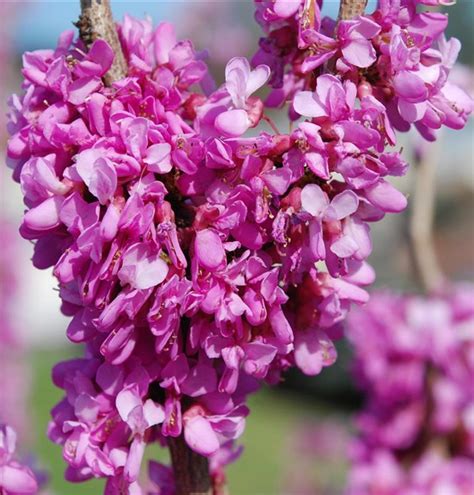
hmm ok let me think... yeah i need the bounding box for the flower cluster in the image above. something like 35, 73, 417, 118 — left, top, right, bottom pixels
254, 0, 472, 140
346, 286, 474, 494
0, 424, 39, 495
6, 0, 470, 491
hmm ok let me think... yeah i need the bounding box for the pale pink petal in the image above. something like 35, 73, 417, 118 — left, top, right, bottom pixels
246, 65, 271, 97
330, 235, 359, 258
225, 57, 250, 108
397, 99, 427, 123
301, 183, 329, 217
274, 0, 301, 18
154, 22, 177, 64
184, 416, 220, 456
118, 243, 169, 290
88, 157, 117, 204
325, 190, 359, 220
0, 464, 38, 493
215, 109, 250, 137
268, 305, 294, 344
293, 91, 326, 118
309, 218, 326, 260
68, 76, 102, 105
365, 180, 407, 213
116, 386, 141, 423
23, 196, 63, 231
121, 117, 149, 160
262, 168, 292, 195
194, 229, 226, 269
393, 71, 428, 103
124, 437, 146, 482
242, 342, 277, 375
306, 152, 329, 180
353, 17, 381, 38
342, 38, 377, 68
144, 143, 172, 173
142, 399, 165, 427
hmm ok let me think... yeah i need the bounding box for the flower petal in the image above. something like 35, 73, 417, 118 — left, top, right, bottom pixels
215, 109, 250, 137
184, 416, 220, 456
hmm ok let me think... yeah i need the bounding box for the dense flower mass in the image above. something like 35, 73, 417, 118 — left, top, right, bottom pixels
5, 0, 471, 492
346, 286, 474, 494
254, 0, 472, 140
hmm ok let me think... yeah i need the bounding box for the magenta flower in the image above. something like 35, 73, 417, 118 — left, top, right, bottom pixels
5, 0, 470, 491
346, 285, 474, 494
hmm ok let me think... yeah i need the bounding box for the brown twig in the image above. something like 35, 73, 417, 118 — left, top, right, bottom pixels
408, 140, 445, 293
338, 0, 368, 20
77, 0, 127, 85
168, 435, 212, 495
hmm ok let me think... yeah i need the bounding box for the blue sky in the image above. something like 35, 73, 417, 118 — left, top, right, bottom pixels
11, 1, 350, 52
13, 1, 177, 52
10, 0, 474, 54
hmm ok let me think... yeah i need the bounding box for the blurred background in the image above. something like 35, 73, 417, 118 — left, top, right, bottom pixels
0, 1, 472, 494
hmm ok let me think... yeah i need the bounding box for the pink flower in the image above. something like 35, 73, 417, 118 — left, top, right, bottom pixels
301, 183, 359, 261
116, 385, 165, 481
118, 242, 169, 290
293, 75, 356, 121
347, 285, 474, 494
214, 57, 270, 137
0, 425, 39, 494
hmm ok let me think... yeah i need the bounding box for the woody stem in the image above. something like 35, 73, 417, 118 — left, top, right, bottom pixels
168, 434, 212, 495
338, 0, 368, 20
77, 0, 127, 85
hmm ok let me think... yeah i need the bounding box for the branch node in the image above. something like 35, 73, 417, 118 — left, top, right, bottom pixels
338, 0, 368, 20
78, 0, 127, 85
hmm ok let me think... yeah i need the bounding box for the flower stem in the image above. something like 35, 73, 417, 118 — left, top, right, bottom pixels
169, 435, 212, 495
263, 114, 281, 135
77, 0, 127, 84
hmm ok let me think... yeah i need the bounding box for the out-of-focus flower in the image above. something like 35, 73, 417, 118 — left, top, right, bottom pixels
346, 285, 474, 494
0, 425, 39, 495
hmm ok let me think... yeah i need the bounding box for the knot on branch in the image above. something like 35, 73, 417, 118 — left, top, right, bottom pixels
338, 0, 369, 20
77, 0, 127, 85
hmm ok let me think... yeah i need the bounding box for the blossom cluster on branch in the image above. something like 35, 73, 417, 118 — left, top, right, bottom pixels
346, 286, 474, 494
255, 0, 472, 140
5, 0, 471, 492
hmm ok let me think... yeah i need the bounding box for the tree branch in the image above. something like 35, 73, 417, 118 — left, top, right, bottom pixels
169, 435, 212, 495
77, 0, 127, 85
408, 140, 445, 293
338, 0, 368, 20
